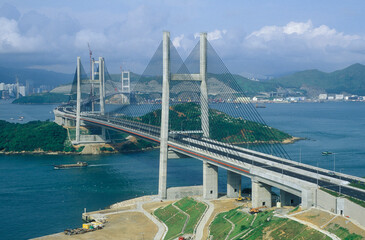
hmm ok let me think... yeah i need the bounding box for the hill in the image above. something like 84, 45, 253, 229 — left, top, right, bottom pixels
271, 63, 365, 95
0, 66, 73, 87
0, 120, 67, 152
138, 102, 292, 143
12, 93, 70, 104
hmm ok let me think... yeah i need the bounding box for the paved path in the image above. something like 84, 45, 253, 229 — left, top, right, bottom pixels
88, 197, 167, 240
195, 199, 214, 240
137, 200, 167, 240
172, 203, 190, 235
223, 215, 235, 240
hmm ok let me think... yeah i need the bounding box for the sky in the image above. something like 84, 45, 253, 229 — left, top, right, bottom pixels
1, 0, 365, 77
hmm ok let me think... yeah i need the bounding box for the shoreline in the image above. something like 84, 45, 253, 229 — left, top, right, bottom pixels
0, 137, 302, 155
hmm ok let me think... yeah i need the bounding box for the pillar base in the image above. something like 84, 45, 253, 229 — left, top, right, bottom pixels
203, 161, 218, 199
227, 170, 241, 198
252, 180, 272, 208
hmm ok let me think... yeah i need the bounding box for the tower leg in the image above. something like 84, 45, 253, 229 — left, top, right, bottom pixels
158, 31, 170, 199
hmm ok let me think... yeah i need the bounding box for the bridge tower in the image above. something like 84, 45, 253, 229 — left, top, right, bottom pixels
121, 69, 130, 104
75, 56, 106, 144
158, 31, 217, 199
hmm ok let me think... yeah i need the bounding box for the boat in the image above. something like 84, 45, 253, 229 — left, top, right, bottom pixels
255, 104, 266, 108
322, 151, 333, 156
54, 161, 88, 169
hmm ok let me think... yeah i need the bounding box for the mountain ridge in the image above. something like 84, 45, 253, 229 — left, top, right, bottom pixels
271, 63, 365, 95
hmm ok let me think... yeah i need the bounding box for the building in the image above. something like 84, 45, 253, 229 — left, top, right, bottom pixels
318, 94, 327, 100
335, 94, 344, 100
19, 86, 26, 97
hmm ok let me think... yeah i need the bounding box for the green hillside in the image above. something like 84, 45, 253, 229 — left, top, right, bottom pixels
12, 93, 70, 104
0, 120, 67, 152
272, 63, 365, 95
137, 102, 291, 143
232, 74, 277, 96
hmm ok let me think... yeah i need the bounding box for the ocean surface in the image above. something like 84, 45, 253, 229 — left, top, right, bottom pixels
0, 101, 364, 239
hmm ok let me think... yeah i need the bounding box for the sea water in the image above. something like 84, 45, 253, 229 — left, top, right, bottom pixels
0, 101, 364, 239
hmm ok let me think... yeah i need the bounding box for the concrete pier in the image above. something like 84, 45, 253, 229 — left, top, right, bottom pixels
158, 31, 170, 199
227, 170, 241, 198
252, 180, 272, 208
75, 56, 81, 144
280, 189, 300, 206
203, 161, 218, 199
99, 57, 105, 115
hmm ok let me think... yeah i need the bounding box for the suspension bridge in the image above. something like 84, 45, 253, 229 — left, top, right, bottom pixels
54, 32, 365, 214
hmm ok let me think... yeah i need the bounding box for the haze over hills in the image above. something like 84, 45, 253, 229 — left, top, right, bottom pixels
0, 66, 73, 87
5, 63, 365, 98
271, 63, 365, 96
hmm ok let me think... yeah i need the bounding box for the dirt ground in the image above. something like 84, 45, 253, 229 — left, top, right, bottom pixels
143, 200, 175, 214
35, 212, 158, 240
294, 208, 365, 237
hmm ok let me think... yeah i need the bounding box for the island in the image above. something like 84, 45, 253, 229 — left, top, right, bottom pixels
137, 102, 294, 144
0, 103, 295, 154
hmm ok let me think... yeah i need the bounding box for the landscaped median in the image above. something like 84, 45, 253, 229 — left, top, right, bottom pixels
153, 197, 207, 240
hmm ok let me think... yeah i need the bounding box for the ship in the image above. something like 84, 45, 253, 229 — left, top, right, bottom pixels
255, 104, 266, 108
322, 151, 333, 156
54, 161, 88, 169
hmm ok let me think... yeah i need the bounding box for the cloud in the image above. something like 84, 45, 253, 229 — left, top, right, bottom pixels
0, 17, 43, 53
245, 20, 361, 51
194, 29, 227, 41
172, 34, 184, 48
238, 20, 365, 73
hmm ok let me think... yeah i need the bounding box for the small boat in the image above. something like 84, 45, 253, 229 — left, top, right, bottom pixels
322, 151, 333, 156
10, 118, 14, 120
54, 161, 88, 169
255, 104, 266, 108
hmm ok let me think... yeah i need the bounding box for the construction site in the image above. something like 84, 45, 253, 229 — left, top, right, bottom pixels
34, 188, 365, 240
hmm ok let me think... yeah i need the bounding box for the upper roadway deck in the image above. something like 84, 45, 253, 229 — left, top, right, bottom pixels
55, 107, 365, 202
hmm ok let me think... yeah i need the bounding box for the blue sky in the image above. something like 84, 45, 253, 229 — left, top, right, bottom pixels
1, 0, 365, 76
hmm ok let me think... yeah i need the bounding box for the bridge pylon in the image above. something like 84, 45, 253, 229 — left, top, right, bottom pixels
74, 56, 106, 144
158, 31, 218, 199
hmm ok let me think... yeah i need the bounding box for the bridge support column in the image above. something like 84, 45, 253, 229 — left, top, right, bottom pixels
280, 190, 300, 207
99, 57, 105, 115
227, 170, 241, 198
301, 188, 315, 209
75, 56, 81, 144
200, 33, 209, 138
158, 31, 170, 199
252, 180, 272, 208
203, 161, 218, 199
101, 127, 106, 140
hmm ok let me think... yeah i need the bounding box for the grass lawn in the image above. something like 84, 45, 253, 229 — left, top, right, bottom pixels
210, 208, 332, 240
326, 223, 363, 240
154, 204, 187, 240
174, 197, 207, 233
